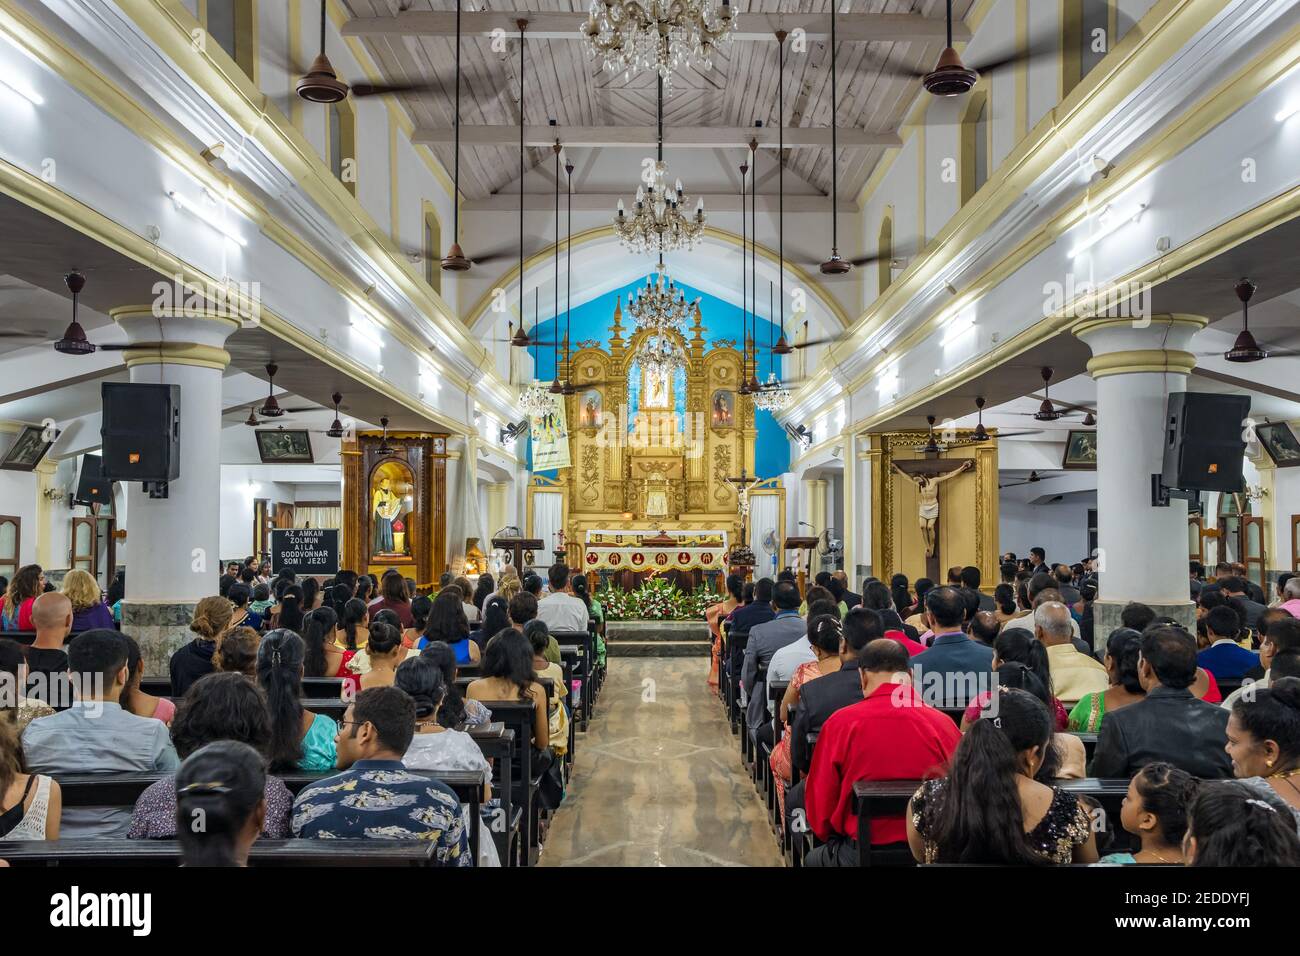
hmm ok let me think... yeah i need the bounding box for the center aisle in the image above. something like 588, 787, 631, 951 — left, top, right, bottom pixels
539, 657, 785, 867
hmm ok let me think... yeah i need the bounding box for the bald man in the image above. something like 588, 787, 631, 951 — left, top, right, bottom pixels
832, 570, 861, 610
1034, 600, 1107, 707
27, 591, 74, 709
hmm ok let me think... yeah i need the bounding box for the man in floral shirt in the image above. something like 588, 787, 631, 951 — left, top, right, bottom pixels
291, 686, 470, 866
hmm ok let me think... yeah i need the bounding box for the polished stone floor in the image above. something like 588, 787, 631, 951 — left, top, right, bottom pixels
538, 657, 786, 867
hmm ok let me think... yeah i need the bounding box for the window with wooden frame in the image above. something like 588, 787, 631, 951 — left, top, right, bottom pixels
0, 516, 18, 580
1062, 0, 1115, 98
200, 0, 258, 84
328, 98, 357, 196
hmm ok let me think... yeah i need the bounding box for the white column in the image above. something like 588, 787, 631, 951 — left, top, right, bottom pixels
1074, 314, 1207, 640
111, 306, 238, 674
855, 436, 875, 584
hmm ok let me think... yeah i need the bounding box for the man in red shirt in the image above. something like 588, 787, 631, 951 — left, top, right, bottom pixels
804, 638, 961, 866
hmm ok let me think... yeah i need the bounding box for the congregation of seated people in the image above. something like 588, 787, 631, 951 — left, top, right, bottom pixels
713, 552, 1300, 866
0, 558, 599, 866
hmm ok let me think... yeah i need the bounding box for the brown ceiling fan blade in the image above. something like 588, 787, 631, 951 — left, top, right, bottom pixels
969, 36, 1061, 75
351, 80, 445, 98
854, 52, 929, 81
793, 337, 839, 349
0, 330, 44, 339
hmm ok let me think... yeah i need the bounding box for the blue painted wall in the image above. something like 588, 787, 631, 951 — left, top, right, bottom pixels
526, 275, 790, 480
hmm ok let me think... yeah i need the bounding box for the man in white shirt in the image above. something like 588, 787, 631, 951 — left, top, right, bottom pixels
536, 564, 589, 634
1036, 601, 1108, 706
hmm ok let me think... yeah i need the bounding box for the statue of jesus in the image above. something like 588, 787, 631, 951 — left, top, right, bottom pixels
890, 459, 974, 558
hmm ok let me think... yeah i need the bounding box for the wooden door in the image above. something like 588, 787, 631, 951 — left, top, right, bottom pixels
1241, 514, 1266, 590
0, 516, 18, 580
70, 517, 97, 576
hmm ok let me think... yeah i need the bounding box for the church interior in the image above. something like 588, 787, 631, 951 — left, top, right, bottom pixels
2, 0, 1300, 884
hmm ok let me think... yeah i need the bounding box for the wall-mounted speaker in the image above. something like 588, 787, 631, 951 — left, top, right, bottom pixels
1161, 392, 1249, 493
73, 453, 111, 506
101, 382, 180, 483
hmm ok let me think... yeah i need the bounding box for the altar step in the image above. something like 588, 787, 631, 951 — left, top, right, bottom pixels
606, 620, 712, 658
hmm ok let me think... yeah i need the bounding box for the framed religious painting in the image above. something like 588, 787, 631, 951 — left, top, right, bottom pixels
255, 429, 314, 464
577, 388, 603, 429
711, 389, 735, 428
1062, 429, 1098, 470
0, 424, 54, 472
1256, 421, 1300, 468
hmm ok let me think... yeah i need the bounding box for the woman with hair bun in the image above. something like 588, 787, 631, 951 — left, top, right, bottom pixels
1184, 779, 1300, 866
1227, 675, 1300, 830
907, 688, 1098, 864
1068, 628, 1145, 732
171, 595, 235, 696
396, 656, 499, 866
174, 741, 267, 867
359, 622, 404, 691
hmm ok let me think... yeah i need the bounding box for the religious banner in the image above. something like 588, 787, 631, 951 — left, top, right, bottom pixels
585, 544, 721, 572
530, 392, 571, 470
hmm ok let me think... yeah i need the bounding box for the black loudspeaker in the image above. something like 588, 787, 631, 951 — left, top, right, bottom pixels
101, 382, 180, 483
1161, 391, 1250, 492
73, 453, 111, 506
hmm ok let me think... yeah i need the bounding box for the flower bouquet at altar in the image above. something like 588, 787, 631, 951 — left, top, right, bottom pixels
597, 577, 721, 621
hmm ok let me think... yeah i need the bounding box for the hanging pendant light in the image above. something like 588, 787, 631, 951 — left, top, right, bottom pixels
737, 155, 751, 396
562, 159, 577, 395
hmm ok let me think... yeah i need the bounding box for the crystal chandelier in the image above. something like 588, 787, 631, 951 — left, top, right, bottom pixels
628, 260, 692, 333
634, 332, 687, 378
582, 0, 737, 82
614, 75, 705, 253
751, 373, 792, 412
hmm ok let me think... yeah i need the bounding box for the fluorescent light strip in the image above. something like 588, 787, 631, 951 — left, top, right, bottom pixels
0, 76, 42, 105
348, 319, 384, 349
1276, 102, 1300, 123
167, 190, 247, 246
1068, 203, 1147, 258
940, 316, 977, 347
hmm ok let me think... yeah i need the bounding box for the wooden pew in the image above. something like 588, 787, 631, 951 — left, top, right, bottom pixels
849, 777, 1130, 866
0, 838, 443, 867
551, 629, 594, 730
466, 698, 546, 865
52, 768, 488, 866
5, 630, 83, 646
468, 724, 522, 866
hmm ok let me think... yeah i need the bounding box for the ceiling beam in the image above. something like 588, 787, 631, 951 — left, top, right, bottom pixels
343, 11, 968, 44
413, 125, 902, 149
462, 193, 853, 213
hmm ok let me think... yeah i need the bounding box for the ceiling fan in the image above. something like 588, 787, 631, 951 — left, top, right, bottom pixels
969, 396, 1044, 441
1004, 367, 1096, 422
52, 272, 159, 355
820, 3, 850, 276
865, 0, 1060, 98
252, 363, 333, 419
999, 470, 1051, 489
294, 0, 443, 103
1195, 279, 1300, 362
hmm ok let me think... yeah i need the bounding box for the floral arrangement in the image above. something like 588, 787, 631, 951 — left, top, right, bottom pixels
596, 576, 722, 621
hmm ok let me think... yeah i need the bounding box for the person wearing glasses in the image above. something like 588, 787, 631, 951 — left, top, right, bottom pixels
290, 686, 471, 865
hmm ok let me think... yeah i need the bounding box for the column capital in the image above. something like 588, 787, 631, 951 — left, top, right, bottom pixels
110, 304, 239, 370
1073, 313, 1208, 378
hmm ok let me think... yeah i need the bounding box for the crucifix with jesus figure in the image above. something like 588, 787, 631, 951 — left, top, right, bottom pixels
890, 454, 974, 582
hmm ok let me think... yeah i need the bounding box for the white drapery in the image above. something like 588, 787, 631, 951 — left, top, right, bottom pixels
750, 494, 781, 579
293, 506, 341, 530
531, 492, 563, 561
447, 460, 492, 572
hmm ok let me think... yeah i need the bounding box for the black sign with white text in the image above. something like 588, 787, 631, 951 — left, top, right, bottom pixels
270, 528, 339, 576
